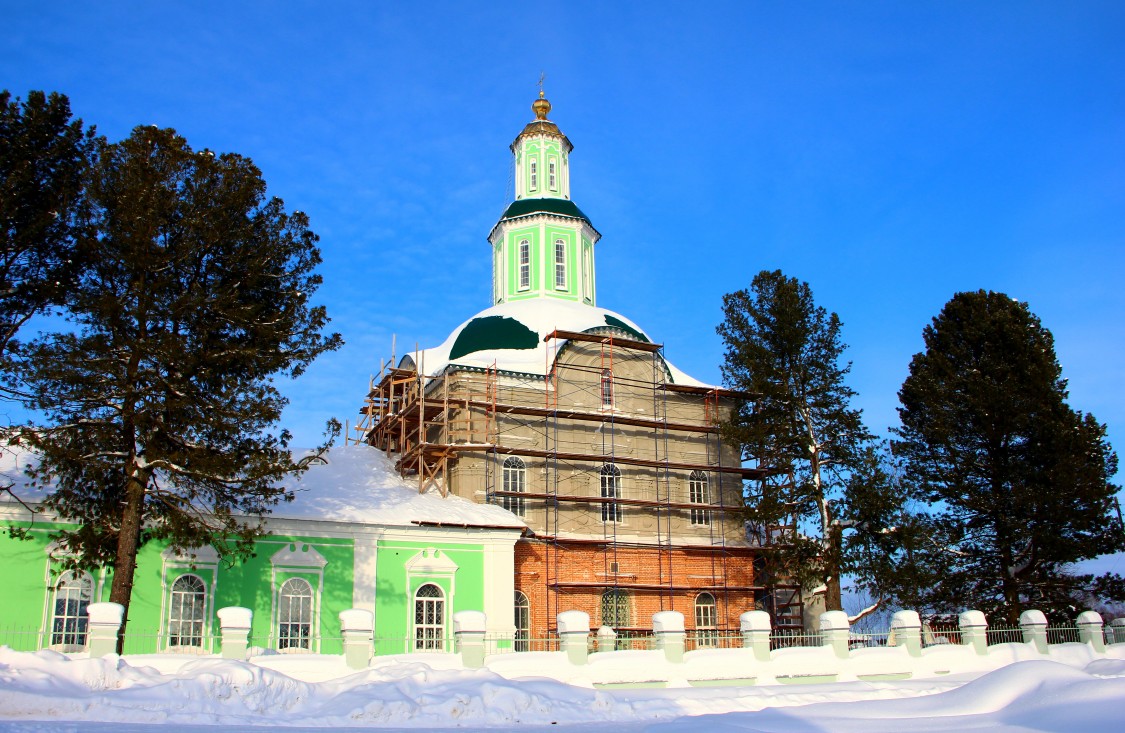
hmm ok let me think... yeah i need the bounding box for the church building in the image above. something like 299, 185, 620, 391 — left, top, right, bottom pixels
358, 92, 804, 643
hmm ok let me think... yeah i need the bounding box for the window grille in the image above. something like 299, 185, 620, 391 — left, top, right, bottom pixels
168, 574, 206, 648
51, 571, 92, 649
502, 456, 527, 516
689, 471, 711, 526
278, 577, 314, 651
414, 583, 445, 650
514, 591, 530, 652
601, 464, 622, 523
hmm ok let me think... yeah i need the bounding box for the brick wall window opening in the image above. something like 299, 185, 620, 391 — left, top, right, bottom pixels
514, 591, 530, 651
695, 592, 718, 647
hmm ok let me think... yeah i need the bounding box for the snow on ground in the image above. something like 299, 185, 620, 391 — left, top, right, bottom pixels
1, 647, 1124, 733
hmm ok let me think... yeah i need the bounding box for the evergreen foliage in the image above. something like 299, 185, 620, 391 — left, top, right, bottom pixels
718, 270, 899, 613
16, 126, 343, 633
0, 90, 94, 363
893, 290, 1124, 623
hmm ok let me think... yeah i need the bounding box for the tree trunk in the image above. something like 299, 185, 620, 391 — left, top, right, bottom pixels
824, 523, 844, 612
108, 470, 147, 653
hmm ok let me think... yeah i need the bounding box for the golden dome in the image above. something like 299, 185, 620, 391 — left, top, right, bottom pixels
532, 90, 551, 120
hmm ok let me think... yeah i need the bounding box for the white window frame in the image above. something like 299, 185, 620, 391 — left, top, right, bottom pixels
600, 463, 622, 523
518, 239, 530, 291
277, 577, 315, 652
548, 158, 557, 190
50, 570, 93, 651
514, 590, 530, 652
689, 470, 711, 526
554, 239, 567, 290
694, 592, 718, 647
167, 573, 207, 651
414, 583, 446, 651
502, 456, 527, 516
600, 368, 614, 408
529, 158, 538, 191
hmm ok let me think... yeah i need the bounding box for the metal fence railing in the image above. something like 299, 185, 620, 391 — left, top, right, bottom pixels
0, 622, 1115, 658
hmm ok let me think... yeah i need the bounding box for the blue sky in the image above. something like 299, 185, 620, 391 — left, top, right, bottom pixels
3, 2, 1123, 466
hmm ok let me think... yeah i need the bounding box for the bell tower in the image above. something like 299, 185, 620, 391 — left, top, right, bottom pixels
489, 92, 600, 307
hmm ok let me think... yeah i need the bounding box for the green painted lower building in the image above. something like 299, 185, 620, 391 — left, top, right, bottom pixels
0, 445, 524, 655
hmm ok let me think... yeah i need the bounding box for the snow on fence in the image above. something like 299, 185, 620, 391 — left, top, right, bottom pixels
1, 605, 1121, 683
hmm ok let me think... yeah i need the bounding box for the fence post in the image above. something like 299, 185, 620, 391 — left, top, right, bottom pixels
890, 610, 923, 657
1111, 618, 1125, 645
339, 608, 374, 670
557, 611, 589, 665
217, 607, 252, 660
596, 625, 617, 652
819, 611, 850, 660
86, 602, 124, 658
1076, 611, 1105, 653
1019, 610, 1049, 654
652, 611, 685, 663
740, 610, 772, 662
452, 610, 487, 669
959, 610, 989, 656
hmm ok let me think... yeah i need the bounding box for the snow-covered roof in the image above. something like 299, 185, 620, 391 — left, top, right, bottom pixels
277, 444, 525, 529
404, 299, 710, 388
0, 444, 526, 531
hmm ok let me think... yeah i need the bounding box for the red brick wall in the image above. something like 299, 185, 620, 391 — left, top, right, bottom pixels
514, 539, 761, 637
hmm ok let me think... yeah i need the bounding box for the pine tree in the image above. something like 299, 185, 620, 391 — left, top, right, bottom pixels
894, 290, 1124, 623
17, 126, 343, 640
718, 270, 892, 613
0, 90, 94, 363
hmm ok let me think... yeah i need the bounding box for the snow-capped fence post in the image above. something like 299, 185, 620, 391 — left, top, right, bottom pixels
652, 611, 685, 663
740, 610, 772, 662
819, 611, 851, 660
596, 625, 617, 653
1019, 610, 1049, 654
557, 611, 590, 665
452, 610, 487, 669
86, 602, 124, 658
1076, 611, 1106, 653
339, 608, 374, 670
1110, 618, 1125, 645
959, 610, 989, 656
890, 610, 923, 658
217, 607, 253, 660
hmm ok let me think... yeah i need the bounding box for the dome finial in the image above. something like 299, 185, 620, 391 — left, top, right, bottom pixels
533, 72, 551, 119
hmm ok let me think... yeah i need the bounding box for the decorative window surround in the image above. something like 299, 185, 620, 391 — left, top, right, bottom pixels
159, 545, 219, 653
270, 543, 327, 653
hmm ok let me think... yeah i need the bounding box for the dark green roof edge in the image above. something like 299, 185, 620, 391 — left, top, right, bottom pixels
498, 198, 594, 227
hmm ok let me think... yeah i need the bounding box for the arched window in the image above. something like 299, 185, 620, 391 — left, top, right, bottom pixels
168, 574, 207, 648
600, 589, 630, 630
414, 583, 445, 650
600, 368, 614, 408
554, 239, 567, 290
502, 456, 527, 516
51, 571, 93, 649
518, 239, 530, 290
529, 158, 538, 190
695, 592, 718, 648
278, 577, 314, 651
514, 590, 530, 652
689, 471, 711, 526
600, 464, 622, 523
